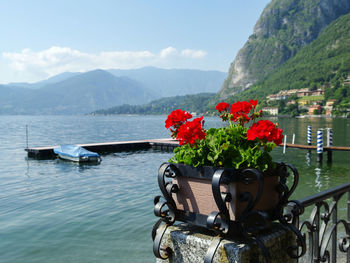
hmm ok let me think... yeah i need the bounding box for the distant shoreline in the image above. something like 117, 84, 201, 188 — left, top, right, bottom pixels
89, 113, 350, 119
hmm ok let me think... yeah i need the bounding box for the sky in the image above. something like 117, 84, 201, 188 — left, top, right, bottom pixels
0, 0, 271, 84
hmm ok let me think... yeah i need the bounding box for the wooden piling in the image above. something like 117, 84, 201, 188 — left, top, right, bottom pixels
307, 126, 312, 146
326, 128, 333, 163
317, 130, 323, 163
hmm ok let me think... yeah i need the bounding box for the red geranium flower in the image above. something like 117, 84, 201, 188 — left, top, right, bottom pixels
270, 126, 284, 145
249, 99, 258, 108
165, 109, 193, 139
247, 120, 284, 145
166, 100, 283, 171
216, 102, 230, 113
230, 101, 253, 125
176, 117, 206, 145
230, 101, 252, 115
165, 109, 192, 129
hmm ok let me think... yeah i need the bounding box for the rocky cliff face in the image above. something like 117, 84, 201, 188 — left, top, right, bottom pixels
219, 0, 350, 98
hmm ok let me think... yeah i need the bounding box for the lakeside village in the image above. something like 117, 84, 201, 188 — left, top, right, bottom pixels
261, 75, 350, 118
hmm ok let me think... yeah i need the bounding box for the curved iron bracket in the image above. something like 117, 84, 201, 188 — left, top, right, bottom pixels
275, 163, 299, 213
238, 168, 264, 221
152, 219, 172, 260
279, 200, 307, 259
206, 169, 231, 235
204, 236, 224, 263
154, 195, 176, 225
158, 163, 178, 209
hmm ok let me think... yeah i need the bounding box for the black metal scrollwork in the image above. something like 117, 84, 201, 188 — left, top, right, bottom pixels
152, 163, 180, 260
238, 168, 264, 225
153, 162, 306, 263
296, 194, 350, 262
206, 167, 271, 263
237, 168, 272, 263
204, 169, 231, 263
281, 179, 350, 263
157, 163, 178, 209
275, 163, 299, 215
204, 236, 224, 263
206, 169, 231, 235
152, 219, 172, 260
274, 163, 308, 260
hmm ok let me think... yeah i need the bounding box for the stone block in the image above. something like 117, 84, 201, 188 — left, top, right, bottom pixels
155, 223, 296, 263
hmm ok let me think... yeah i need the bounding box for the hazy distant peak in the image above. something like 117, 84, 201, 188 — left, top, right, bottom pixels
0, 67, 226, 115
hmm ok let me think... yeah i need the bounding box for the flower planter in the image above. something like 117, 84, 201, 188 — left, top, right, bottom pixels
172, 164, 279, 221
153, 101, 300, 262
154, 162, 298, 236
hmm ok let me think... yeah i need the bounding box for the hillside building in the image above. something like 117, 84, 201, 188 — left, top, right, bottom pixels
324, 99, 337, 116
262, 107, 279, 115
308, 105, 322, 115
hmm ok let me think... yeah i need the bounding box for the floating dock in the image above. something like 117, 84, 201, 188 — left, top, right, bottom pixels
25, 139, 179, 159
25, 139, 350, 159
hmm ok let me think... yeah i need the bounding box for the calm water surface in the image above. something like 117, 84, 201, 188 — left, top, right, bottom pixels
0, 115, 349, 263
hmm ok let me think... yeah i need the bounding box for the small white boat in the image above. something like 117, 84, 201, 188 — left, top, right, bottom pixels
53, 145, 101, 163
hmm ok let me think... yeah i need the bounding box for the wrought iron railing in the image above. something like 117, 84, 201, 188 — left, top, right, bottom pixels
287, 182, 350, 263
152, 162, 350, 263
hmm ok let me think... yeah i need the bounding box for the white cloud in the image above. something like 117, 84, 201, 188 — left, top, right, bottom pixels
2, 46, 207, 82
181, 49, 207, 58
160, 46, 177, 58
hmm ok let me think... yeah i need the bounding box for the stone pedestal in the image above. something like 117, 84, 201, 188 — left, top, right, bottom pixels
156, 223, 296, 263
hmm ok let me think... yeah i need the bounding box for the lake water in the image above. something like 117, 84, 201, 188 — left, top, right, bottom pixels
0, 115, 349, 263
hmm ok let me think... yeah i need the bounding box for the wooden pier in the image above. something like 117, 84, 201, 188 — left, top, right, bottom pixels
26, 139, 350, 159
25, 138, 179, 159
279, 143, 350, 152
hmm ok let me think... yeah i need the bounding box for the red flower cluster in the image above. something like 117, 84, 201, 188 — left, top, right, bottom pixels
216, 100, 262, 125
230, 101, 253, 124
165, 109, 192, 138
249, 99, 257, 108
165, 109, 192, 128
216, 102, 229, 113
166, 100, 283, 170
176, 117, 206, 145
247, 120, 284, 145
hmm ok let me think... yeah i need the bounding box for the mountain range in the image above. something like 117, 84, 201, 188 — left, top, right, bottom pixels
2, 0, 349, 116
235, 12, 350, 102
109, 67, 227, 98
220, 0, 350, 98
0, 67, 226, 115
95, 0, 350, 116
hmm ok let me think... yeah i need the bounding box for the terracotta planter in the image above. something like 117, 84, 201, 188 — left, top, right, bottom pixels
172, 169, 279, 221
155, 162, 297, 235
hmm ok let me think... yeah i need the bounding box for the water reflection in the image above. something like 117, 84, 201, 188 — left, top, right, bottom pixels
314, 167, 322, 191
25, 157, 30, 178
306, 151, 311, 166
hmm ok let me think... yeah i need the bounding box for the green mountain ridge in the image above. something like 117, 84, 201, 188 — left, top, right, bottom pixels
220, 0, 350, 98
232, 13, 350, 110
91, 93, 216, 115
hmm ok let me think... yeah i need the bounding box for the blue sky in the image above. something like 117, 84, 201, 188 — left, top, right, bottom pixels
0, 0, 271, 84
